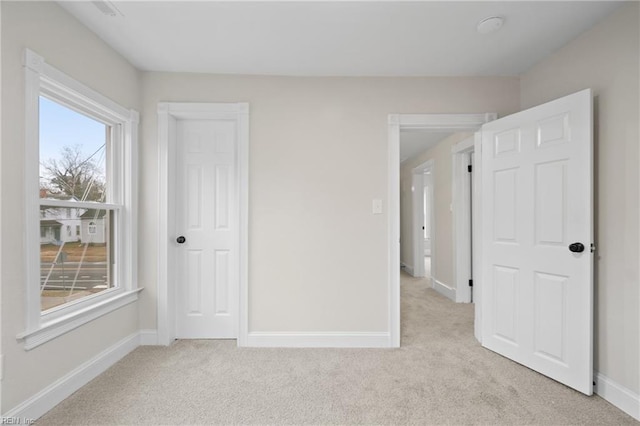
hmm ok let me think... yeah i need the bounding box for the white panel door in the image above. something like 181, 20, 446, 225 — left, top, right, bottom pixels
480, 89, 593, 394
175, 119, 238, 339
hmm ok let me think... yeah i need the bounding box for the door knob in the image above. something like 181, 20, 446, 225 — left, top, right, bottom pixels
176, 236, 186, 244
568, 242, 585, 253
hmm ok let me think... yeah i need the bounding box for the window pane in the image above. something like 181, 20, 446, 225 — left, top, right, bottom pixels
40, 205, 115, 312
39, 96, 108, 202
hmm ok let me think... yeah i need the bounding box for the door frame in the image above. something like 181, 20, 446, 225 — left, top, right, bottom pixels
452, 136, 475, 304
157, 102, 249, 346
411, 160, 434, 279
388, 113, 495, 347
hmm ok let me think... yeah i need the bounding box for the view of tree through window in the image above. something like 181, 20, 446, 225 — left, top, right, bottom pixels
39, 96, 114, 312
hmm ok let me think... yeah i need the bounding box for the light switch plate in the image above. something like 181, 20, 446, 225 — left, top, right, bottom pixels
372, 199, 383, 214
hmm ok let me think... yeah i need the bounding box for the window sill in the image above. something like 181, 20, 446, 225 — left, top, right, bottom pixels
17, 288, 143, 350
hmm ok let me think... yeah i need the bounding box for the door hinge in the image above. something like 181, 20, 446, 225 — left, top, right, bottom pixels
468, 279, 473, 287
467, 165, 472, 173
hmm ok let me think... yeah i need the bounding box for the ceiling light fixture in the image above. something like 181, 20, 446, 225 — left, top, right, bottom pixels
477, 16, 505, 35
92, 1, 123, 17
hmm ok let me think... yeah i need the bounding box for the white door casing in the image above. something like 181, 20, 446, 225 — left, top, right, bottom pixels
452, 136, 476, 304
157, 102, 249, 346
388, 113, 496, 347
480, 89, 593, 394
175, 119, 238, 338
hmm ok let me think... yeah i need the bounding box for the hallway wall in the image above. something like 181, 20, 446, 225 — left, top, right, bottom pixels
400, 132, 472, 295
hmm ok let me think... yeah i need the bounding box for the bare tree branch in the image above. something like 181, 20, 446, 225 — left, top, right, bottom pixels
41, 144, 106, 202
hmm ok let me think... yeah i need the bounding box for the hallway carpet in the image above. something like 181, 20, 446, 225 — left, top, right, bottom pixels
37, 272, 636, 425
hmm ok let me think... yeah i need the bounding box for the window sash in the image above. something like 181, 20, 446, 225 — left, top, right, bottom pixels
39, 199, 121, 211
39, 204, 120, 313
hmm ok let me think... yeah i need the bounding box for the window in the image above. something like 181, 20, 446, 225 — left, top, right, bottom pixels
39, 87, 114, 312
19, 49, 140, 350
88, 221, 97, 235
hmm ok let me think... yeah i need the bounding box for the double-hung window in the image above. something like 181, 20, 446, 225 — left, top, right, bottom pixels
19, 49, 140, 350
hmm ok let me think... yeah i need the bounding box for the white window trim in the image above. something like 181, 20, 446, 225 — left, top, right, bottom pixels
18, 49, 140, 350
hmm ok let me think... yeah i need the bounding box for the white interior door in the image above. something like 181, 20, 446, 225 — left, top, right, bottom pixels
175, 119, 239, 339
480, 89, 593, 394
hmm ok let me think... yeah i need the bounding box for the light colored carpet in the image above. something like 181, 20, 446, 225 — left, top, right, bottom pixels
37, 272, 637, 425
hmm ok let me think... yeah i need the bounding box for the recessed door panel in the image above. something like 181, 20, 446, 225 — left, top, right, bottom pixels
186, 250, 203, 315
534, 272, 568, 364
493, 266, 519, 345
535, 161, 567, 246
214, 126, 234, 154
494, 129, 521, 157
215, 250, 230, 315
537, 114, 570, 148
215, 165, 231, 230
494, 169, 518, 243
187, 166, 203, 230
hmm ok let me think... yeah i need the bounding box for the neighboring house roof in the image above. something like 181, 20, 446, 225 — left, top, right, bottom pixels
40, 219, 62, 227
80, 209, 107, 219
40, 191, 80, 202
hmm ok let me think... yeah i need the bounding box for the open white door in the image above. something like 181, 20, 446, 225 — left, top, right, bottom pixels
480, 89, 593, 394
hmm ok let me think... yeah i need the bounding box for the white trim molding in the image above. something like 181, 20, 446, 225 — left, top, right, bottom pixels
451, 136, 475, 304
400, 262, 414, 276
433, 279, 456, 302
388, 115, 401, 348
388, 113, 496, 348
139, 329, 159, 346
4, 332, 140, 421
157, 102, 249, 347
594, 372, 640, 421
17, 289, 142, 350
472, 132, 484, 342
246, 332, 391, 348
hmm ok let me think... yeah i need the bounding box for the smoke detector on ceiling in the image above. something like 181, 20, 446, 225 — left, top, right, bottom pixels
477, 16, 504, 34
92, 1, 123, 17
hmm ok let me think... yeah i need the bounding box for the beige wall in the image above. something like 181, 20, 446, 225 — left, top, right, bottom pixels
1, 1, 142, 412
521, 2, 639, 394
138, 73, 520, 332
400, 132, 472, 290
7, 0, 636, 417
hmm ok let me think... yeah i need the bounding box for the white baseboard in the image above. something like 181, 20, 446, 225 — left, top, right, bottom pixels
245, 332, 391, 348
594, 371, 640, 420
401, 262, 414, 275
4, 332, 139, 421
139, 329, 158, 345
433, 279, 456, 301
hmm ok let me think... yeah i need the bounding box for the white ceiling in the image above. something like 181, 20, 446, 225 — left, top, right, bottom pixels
58, 1, 622, 77
400, 131, 453, 163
